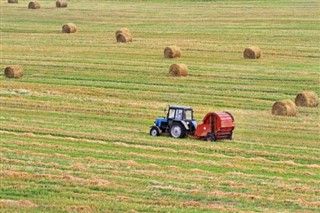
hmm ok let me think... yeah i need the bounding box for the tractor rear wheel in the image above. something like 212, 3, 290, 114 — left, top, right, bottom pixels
150, 126, 160, 136
169, 123, 186, 138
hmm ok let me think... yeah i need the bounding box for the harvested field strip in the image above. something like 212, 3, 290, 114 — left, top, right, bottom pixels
1, 0, 319, 212
1, 127, 318, 159
1, 119, 319, 153
1, 123, 319, 157
1, 112, 318, 159
2, 144, 318, 192
2, 134, 319, 180
1, 83, 315, 112
2, 141, 319, 179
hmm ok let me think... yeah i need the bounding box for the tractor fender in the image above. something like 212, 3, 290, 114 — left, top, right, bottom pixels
180, 121, 190, 130
191, 121, 197, 129
150, 125, 161, 132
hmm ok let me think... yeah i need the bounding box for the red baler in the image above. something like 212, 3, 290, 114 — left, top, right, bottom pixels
195, 112, 235, 141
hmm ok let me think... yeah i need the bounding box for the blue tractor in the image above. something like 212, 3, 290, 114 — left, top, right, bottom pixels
150, 106, 197, 138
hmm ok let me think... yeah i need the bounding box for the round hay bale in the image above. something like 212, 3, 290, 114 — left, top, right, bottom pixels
295, 91, 318, 107
115, 28, 130, 37
164, 46, 182, 58
4, 66, 23, 78
272, 100, 296, 116
116, 32, 132, 43
169, 64, 188, 77
8, 0, 18, 3
28, 1, 40, 9
62, 23, 77, 33
243, 46, 261, 59
56, 0, 67, 8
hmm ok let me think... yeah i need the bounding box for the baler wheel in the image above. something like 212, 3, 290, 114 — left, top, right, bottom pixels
205, 133, 216, 142
228, 134, 233, 140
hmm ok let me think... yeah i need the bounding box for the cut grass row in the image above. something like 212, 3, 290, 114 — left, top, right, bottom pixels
2, 131, 319, 175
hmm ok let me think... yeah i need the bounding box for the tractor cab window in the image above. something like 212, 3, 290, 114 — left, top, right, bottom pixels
168, 109, 175, 119
185, 110, 193, 120
175, 109, 183, 120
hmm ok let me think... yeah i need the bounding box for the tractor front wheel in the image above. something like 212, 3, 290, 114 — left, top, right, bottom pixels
150, 126, 160, 136
169, 123, 186, 138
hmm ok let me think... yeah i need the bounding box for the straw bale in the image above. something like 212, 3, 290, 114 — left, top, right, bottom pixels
62, 23, 77, 33
272, 100, 296, 116
4, 65, 23, 78
295, 91, 318, 107
164, 46, 182, 58
169, 64, 188, 77
243, 46, 261, 59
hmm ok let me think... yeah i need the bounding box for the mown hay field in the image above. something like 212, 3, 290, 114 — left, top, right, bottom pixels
1, 0, 319, 212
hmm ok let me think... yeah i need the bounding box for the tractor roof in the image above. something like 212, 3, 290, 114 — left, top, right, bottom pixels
169, 106, 193, 110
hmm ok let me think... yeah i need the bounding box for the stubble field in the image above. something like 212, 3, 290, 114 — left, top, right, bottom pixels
1, 0, 319, 212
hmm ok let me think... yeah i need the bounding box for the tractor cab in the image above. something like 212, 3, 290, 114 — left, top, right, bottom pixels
150, 106, 197, 138
167, 106, 194, 123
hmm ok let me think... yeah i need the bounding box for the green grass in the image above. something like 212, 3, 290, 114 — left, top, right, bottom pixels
1, 0, 319, 212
